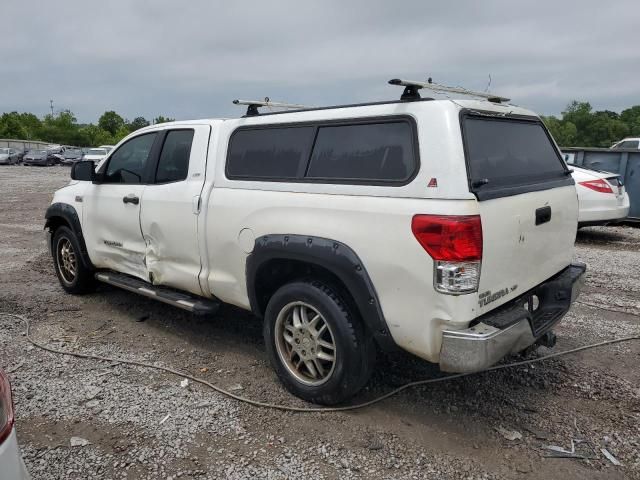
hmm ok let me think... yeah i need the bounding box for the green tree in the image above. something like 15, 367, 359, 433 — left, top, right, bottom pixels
128, 116, 150, 132
620, 106, 640, 136
153, 115, 175, 124
0, 112, 29, 139
98, 111, 125, 136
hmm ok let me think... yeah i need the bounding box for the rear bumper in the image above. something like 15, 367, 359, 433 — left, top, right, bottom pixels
439, 262, 586, 373
578, 201, 630, 225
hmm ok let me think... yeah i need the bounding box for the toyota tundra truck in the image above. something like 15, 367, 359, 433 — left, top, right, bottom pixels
45, 83, 585, 404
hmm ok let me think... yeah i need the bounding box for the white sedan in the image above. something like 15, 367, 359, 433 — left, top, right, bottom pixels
0, 369, 29, 479
572, 166, 630, 227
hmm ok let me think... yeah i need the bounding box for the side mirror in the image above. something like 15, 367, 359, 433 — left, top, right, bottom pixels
71, 160, 96, 181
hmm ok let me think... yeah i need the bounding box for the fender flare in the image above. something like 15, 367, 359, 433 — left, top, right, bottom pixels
246, 234, 396, 351
44, 202, 94, 270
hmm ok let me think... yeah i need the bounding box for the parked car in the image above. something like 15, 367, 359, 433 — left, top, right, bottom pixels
14, 148, 27, 163
0, 369, 30, 480
82, 148, 109, 163
23, 150, 55, 166
611, 137, 640, 150
60, 148, 84, 165
45, 88, 585, 404
0, 148, 19, 165
572, 165, 630, 227
98, 145, 115, 153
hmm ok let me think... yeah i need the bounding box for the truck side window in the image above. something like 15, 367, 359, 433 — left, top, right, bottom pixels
306, 122, 415, 181
104, 133, 157, 184
227, 126, 315, 179
155, 130, 194, 183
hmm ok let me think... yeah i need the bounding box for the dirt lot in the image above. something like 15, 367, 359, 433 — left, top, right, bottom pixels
0, 165, 639, 479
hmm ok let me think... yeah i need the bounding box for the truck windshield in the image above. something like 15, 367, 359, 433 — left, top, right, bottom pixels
462, 114, 571, 200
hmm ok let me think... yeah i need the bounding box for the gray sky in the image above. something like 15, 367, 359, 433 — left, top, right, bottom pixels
2, 0, 638, 123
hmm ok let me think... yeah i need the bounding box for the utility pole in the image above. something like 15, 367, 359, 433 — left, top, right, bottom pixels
50, 99, 54, 116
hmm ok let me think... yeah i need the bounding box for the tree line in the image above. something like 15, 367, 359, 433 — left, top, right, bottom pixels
541, 101, 640, 148
0, 110, 174, 147
2, 101, 640, 148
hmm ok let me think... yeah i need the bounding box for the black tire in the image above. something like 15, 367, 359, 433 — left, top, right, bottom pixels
264, 280, 375, 405
52, 226, 96, 294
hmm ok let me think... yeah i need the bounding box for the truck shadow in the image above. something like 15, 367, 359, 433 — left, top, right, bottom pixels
93, 284, 566, 411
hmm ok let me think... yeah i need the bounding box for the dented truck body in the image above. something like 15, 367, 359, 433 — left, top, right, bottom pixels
46, 98, 585, 400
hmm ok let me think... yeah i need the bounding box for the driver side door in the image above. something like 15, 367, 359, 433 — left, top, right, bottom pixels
82, 132, 159, 280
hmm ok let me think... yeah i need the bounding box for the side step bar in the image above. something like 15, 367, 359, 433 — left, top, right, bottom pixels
95, 272, 220, 316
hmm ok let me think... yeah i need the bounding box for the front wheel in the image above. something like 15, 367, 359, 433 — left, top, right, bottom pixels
52, 226, 95, 294
264, 280, 375, 405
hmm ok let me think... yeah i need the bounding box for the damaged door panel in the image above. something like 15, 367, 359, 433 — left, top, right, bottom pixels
139, 126, 210, 296
82, 132, 158, 280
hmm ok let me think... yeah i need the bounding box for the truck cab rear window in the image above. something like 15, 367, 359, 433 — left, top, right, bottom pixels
226, 118, 417, 184
462, 115, 570, 199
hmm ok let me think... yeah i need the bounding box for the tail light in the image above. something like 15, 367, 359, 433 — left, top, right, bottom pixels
579, 179, 613, 194
0, 369, 15, 444
411, 215, 482, 294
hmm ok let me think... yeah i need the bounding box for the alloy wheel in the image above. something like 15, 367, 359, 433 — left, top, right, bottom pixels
274, 301, 337, 386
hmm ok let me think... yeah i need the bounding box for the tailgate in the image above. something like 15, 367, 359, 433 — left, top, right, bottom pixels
461, 112, 578, 312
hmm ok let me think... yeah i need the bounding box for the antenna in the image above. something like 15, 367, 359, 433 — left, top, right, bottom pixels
50, 99, 54, 116
232, 97, 312, 116
389, 78, 510, 103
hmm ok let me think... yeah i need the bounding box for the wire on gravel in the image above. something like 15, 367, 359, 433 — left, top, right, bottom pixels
2, 312, 639, 413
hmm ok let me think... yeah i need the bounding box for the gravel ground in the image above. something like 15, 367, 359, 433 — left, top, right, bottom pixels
0, 165, 639, 479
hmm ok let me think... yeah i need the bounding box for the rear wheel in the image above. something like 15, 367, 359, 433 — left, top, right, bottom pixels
264, 280, 375, 405
52, 226, 95, 294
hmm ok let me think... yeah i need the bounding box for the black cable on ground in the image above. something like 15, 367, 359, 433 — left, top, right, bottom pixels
2, 312, 639, 413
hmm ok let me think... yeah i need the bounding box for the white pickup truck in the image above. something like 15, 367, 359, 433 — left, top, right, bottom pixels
45, 84, 585, 404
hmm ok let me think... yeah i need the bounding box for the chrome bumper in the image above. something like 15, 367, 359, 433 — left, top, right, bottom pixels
440, 262, 586, 373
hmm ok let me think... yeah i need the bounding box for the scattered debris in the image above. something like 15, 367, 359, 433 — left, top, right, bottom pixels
601, 448, 622, 466
543, 439, 596, 459
199, 367, 208, 373
495, 426, 522, 441
180, 379, 189, 388
159, 414, 171, 425
229, 384, 244, 392
84, 386, 102, 401
7, 360, 24, 374
69, 437, 90, 447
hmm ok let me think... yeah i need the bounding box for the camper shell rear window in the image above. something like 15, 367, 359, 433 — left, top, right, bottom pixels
460, 111, 573, 200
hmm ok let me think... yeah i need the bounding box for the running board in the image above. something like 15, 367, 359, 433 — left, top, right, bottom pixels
95, 272, 219, 315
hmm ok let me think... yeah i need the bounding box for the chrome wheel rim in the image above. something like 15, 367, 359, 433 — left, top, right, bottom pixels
275, 301, 337, 386
57, 238, 77, 284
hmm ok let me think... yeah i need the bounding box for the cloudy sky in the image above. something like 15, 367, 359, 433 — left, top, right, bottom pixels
2, 0, 638, 123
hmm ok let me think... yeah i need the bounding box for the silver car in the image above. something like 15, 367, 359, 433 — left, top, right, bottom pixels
0, 148, 19, 165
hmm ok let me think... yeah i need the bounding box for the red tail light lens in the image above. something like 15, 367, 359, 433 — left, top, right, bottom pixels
579, 179, 613, 194
0, 369, 15, 444
411, 215, 483, 261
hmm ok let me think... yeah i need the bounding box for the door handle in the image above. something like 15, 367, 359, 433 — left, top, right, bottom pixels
535, 206, 551, 225
123, 195, 139, 205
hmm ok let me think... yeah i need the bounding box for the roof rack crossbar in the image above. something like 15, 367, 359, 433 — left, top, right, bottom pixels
232, 98, 313, 116
388, 78, 510, 103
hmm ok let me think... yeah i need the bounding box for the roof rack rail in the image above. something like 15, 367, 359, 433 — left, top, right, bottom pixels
388, 78, 510, 103
232, 98, 313, 117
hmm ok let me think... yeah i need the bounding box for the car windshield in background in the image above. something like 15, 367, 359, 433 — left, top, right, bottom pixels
463, 115, 569, 199
88, 149, 107, 155
0, 148, 10, 154
65, 149, 82, 156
